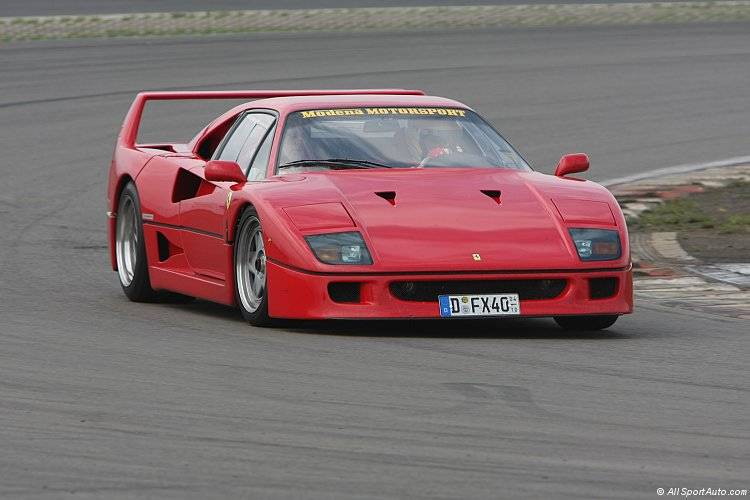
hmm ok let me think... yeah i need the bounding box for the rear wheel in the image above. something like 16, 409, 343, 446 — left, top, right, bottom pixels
234, 208, 272, 326
554, 315, 618, 331
115, 182, 156, 302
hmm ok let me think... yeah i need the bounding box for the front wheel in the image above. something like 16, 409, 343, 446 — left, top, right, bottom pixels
234, 208, 272, 326
553, 315, 618, 331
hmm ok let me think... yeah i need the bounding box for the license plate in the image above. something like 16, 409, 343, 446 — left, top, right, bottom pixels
439, 293, 520, 317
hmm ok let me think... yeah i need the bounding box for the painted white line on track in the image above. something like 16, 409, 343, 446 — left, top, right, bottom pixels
601, 155, 750, 187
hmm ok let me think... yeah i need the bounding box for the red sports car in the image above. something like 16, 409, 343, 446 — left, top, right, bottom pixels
107, 90, 632, 330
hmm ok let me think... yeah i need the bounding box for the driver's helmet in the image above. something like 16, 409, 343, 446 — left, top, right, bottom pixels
402, 117, 463, 160
418, 119, 464, 159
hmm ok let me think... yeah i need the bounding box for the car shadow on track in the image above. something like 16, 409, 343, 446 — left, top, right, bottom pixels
281, 318, 631, 340
164, 300, 632, 340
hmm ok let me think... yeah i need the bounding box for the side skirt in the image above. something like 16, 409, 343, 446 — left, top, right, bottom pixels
142, 224, 236, 305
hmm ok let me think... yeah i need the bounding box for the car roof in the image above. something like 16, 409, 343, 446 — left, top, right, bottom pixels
227, 94, 470, 116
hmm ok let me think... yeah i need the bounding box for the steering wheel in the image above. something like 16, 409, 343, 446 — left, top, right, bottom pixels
418, 146, 452, 167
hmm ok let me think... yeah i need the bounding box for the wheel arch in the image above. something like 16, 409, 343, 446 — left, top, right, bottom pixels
228, 199, 257, 244
226, 191, 314, 272
109, 174, 135, 271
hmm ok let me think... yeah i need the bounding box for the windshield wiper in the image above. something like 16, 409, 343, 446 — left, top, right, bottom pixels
325, 158, 393, 169
278, 158, 392, 170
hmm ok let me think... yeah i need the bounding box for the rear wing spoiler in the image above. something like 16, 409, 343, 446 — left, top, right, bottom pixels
117, 89, 426, 148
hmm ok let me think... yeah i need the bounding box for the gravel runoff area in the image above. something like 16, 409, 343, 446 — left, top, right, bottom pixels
613, 164, 750, 232
3, 1, 750, 41
633, 179, 750, 263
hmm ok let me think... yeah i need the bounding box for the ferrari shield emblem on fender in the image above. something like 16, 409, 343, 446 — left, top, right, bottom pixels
226, 191, 233, 209
472, 253, 481, 261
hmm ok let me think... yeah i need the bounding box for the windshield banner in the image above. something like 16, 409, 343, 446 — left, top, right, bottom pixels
300, 107, 467, 118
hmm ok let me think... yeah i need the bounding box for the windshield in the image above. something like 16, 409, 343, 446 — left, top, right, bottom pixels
276, 107, 531, 172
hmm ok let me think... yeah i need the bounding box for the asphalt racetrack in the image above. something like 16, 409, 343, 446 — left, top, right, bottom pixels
1, 24, 749, 498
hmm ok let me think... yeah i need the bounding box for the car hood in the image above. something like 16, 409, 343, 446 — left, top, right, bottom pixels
285, 168, 618, 272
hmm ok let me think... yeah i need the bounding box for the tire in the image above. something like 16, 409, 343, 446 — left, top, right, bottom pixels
234, 207, 272, 326
115, 182, 156, 302
553, 315, 618, 331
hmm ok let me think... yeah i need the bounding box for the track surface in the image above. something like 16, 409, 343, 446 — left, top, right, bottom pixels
1, 25, 749, 499
1, 0, 678, 17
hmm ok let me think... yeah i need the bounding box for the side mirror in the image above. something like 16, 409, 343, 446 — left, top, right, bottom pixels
205, 160, 245, 183
554, 153, 589, 178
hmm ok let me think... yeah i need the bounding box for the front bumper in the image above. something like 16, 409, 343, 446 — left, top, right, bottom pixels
267, 260, 633, 319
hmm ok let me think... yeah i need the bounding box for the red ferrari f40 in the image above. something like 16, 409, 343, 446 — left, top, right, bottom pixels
107, 90, 632, 329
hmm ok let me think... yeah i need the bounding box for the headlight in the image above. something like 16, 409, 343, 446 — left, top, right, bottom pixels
305, 232, 373, 265
568, 228, 621, 261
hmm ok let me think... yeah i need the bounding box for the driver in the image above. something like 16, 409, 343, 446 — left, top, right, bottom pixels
397, 118, 465, 165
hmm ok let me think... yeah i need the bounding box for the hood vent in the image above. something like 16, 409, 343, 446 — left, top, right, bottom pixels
480, 189, 502, 204
375, 191, 396, 206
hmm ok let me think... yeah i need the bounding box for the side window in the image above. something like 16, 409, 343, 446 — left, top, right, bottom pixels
214, 114, 256, 162
236, 113, 276, 180
247, 124, 276, 181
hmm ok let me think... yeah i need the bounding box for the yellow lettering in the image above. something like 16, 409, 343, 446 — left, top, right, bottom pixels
301, 107, 466, 118
302, 108, 368, 117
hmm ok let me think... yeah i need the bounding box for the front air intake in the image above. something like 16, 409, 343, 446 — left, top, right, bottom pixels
390, 279, 566, 302
328, 282, 362, 303
589, 277, 618, 299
